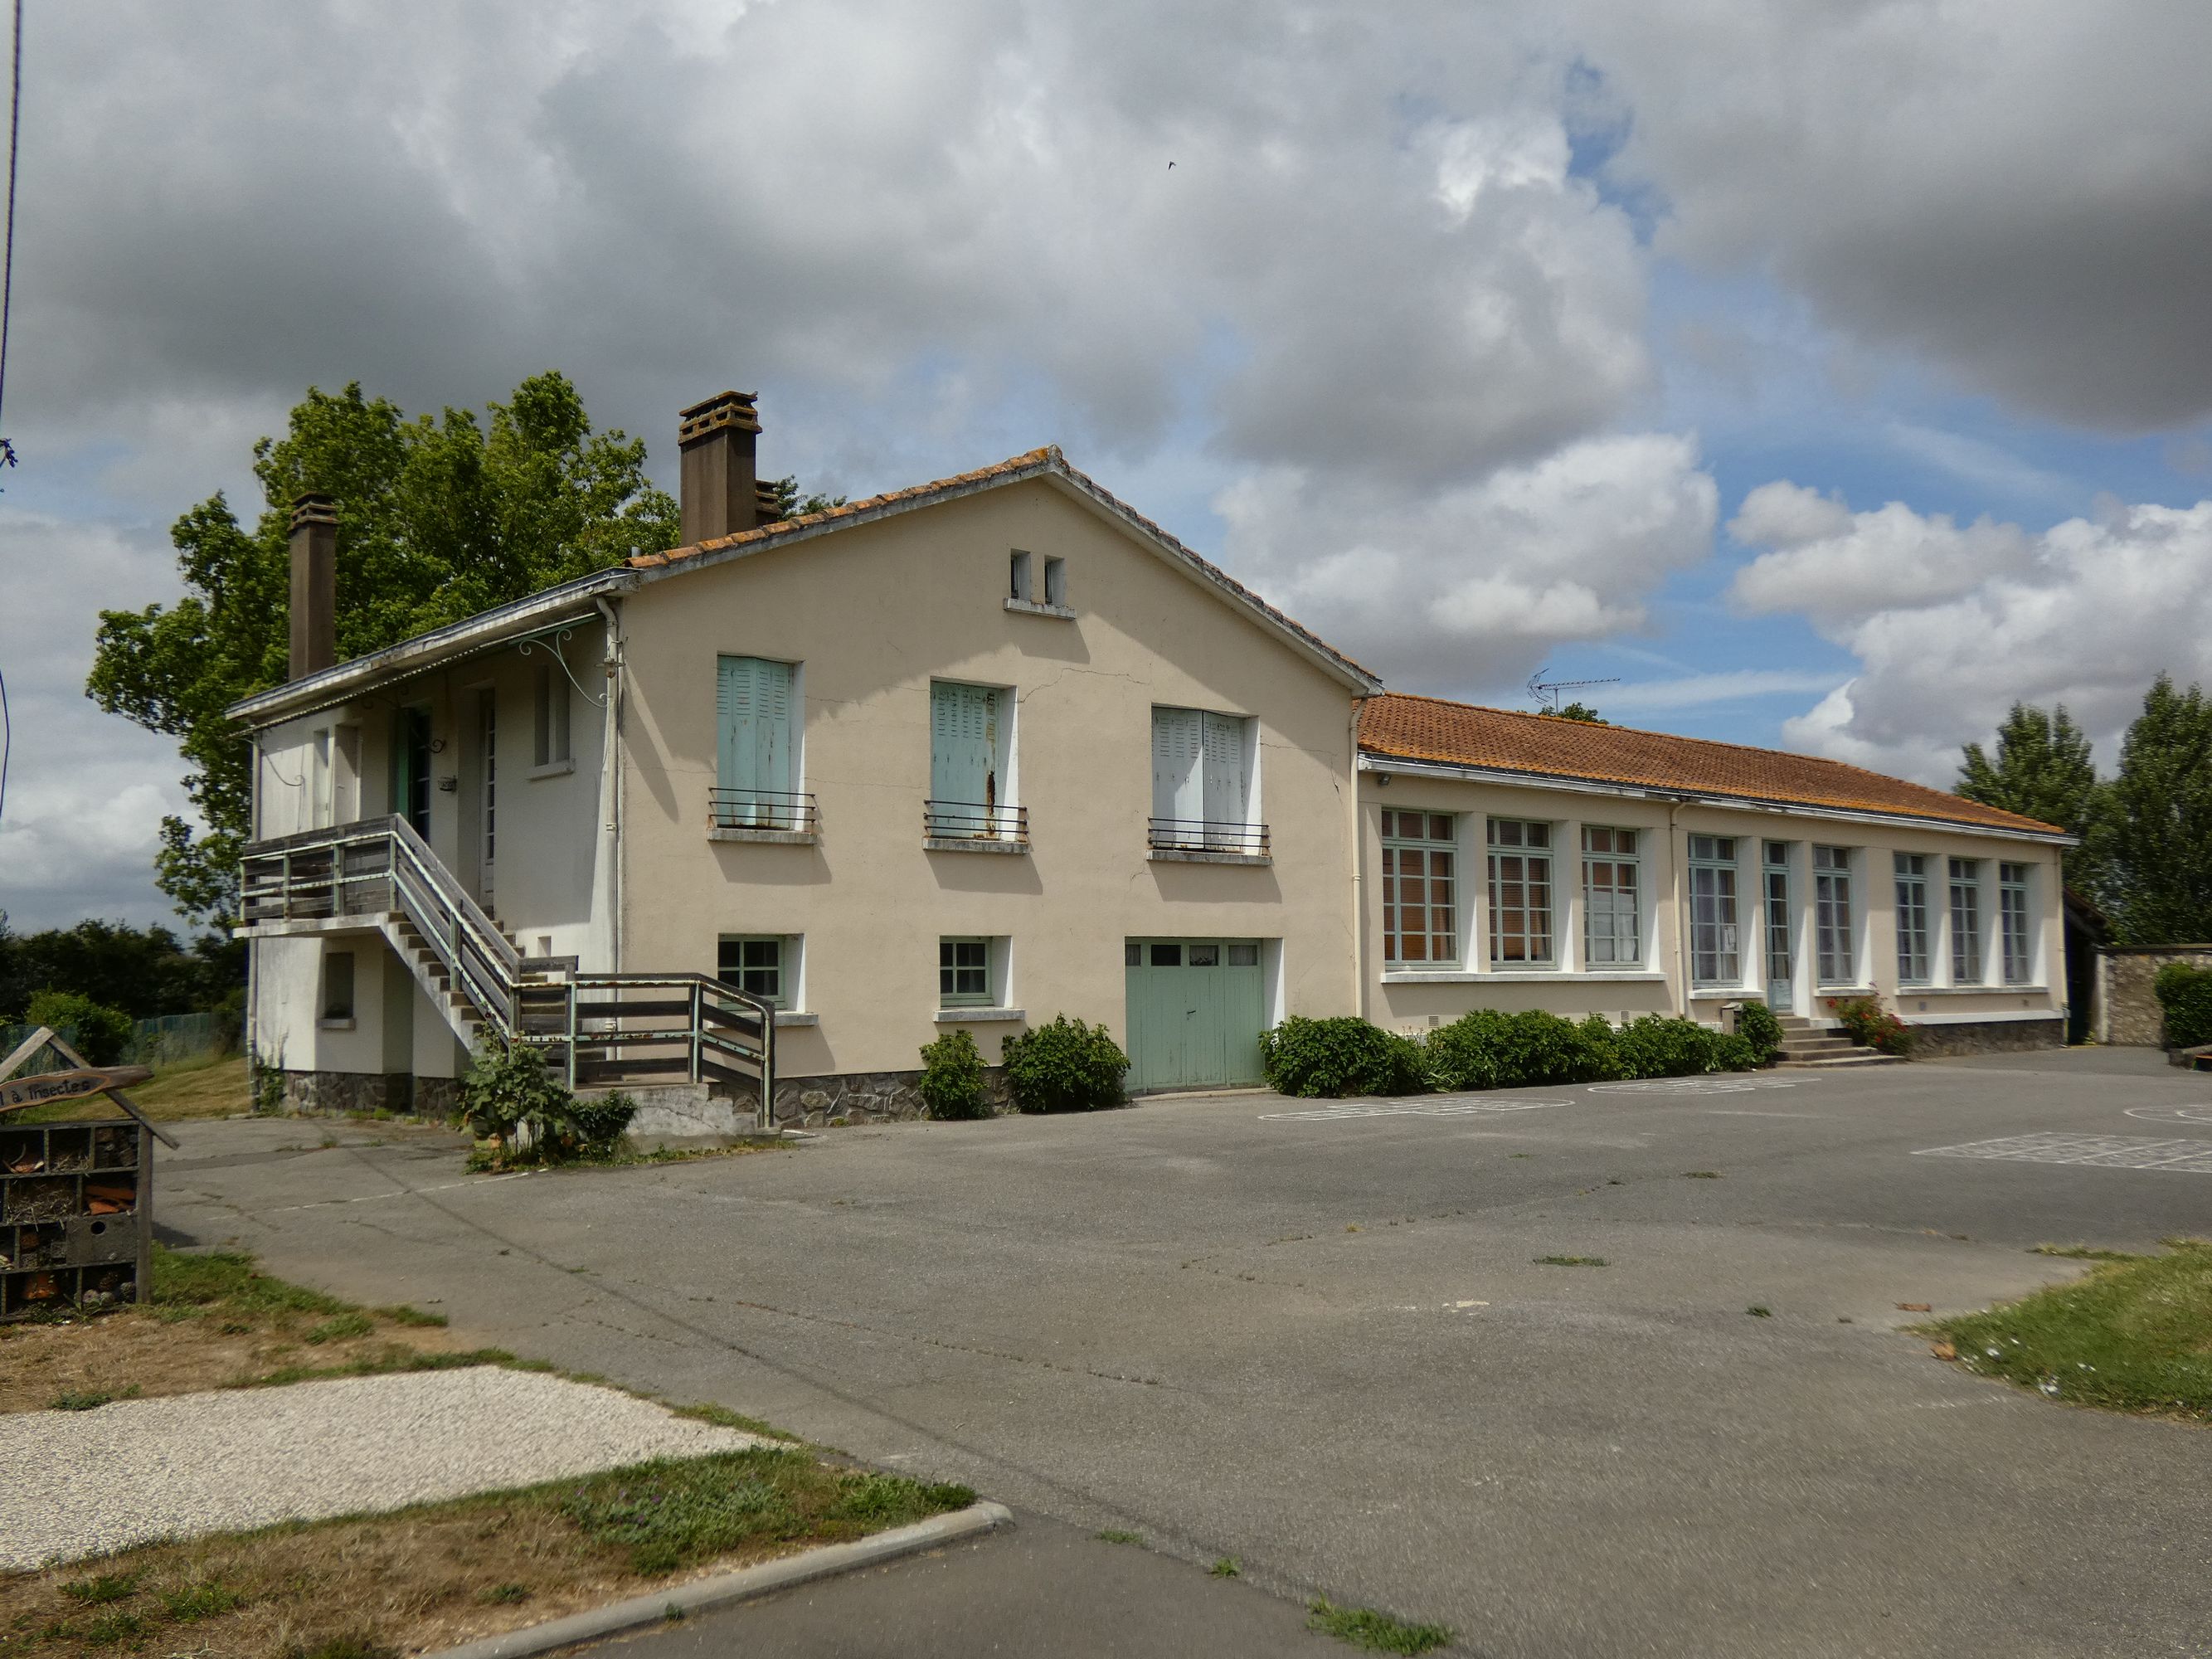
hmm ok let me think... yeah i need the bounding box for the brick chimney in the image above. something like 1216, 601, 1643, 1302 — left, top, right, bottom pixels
288, 493, 338, 680
678, 391, 762, 544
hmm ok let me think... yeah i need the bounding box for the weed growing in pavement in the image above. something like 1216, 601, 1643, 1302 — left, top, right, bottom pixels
1747, 1306, 1773, 1317
1307, 1597, 1455, 1654
1210, 1556, 1242, 1577
1929, 1238, 2212, 1420
376, 1305, 448, 1327
2030, 1244, 2141, 1262
1683, 1171, 1721, 1179
50, 1387, 134, 1411
1096, 1530, 1145, 1545
1534, 1256, 1607, 1267
670, 1401, 800, 1441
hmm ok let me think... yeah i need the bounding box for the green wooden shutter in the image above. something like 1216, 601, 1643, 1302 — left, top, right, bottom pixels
718, 657, 794, 802
931, 682, 999, 807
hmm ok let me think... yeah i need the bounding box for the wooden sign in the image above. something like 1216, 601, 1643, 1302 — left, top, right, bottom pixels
0, 1067, 154, 1116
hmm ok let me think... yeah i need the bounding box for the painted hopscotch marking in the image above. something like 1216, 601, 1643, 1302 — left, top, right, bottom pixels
1914, 1132, 2212, 1175
2125, 1105, 2212, 1126
1587, 1077, 1799, 1097
1260, 1098, 1567, 1122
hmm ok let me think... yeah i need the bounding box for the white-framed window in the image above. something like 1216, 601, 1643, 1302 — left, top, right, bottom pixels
320, 949, 356, 1024
1381, 810, 1457, 966
1582, 826, 1641, 966
1487, 818, 1553, 966
940, 937, 995, 1006
1815, 845, 1855, 985
1762, 841, 1795, 995
1894, 853, 1932, 984
1151, 707, 1253, 834
717, 936, 791, 1007
1948, 858, 1982, 983
533, 660, 571, 767
1009, 550, 1032, 601
1043, 556, 1067, 606
2000, 862, 2034, 984
1688, 834, 1742, 985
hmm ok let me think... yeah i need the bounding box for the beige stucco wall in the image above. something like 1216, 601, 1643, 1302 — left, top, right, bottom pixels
1354, 768, 2067, 1036
613, 474, 1365, 1078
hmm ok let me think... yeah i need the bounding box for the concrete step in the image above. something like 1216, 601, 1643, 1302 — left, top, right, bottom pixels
1778, 1051, 1904, 1068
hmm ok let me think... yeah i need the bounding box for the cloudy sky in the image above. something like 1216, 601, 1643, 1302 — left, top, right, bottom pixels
5, 1, 2212, 930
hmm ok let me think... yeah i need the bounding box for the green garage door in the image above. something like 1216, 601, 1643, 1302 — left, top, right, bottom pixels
1125, 939, 1267, 1093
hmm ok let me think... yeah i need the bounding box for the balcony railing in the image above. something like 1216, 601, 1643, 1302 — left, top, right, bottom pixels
708, 788, 819, 834
924, 800, 1028, 844
1147, 817, 1270, 858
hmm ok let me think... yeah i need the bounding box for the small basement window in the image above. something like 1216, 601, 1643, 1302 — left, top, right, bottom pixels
941, 937, 994, 1005
718, 937, 789, 1006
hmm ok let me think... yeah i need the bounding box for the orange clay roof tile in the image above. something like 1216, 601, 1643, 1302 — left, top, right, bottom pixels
1358, 693, 2064, 837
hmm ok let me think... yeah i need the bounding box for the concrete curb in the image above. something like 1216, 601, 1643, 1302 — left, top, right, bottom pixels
423, 1501, 1014, 1659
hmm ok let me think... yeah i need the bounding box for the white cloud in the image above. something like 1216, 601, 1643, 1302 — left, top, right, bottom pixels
1734, 489, 2212, 781
1602, 669, 1842, 714
1215, 433, 1717, 693
1726, 483, 2033, 626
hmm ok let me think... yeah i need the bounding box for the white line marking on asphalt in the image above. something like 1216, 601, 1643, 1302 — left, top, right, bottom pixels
1588, 1078, 1799, 1097
1704, 1109, 1830, 1117
261, 1171, 535, 1213
1914, 1132, 2212, 1175
2125, 1105, 2212, 1125
1259, 1099, 1564, 1121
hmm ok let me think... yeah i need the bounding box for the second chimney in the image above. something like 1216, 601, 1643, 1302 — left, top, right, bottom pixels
289, 493, 338, 680
678, 391, 762, 545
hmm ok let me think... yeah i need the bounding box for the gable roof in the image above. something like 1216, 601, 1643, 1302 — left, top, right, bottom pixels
230, 445, 1378, 725
628, 445, 1380, 691
1359, 693, 2069, 840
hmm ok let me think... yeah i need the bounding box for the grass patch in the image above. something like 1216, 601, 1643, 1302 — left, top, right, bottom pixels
1209, 1556, 1241, 1578
1534, 1255, 1607, 1267
13, 1056, 250, 1125
1928, 1238, 2212, 1419
1, 1245, 484, 1414
2030, 1243, 2142, 1262
1095, 1529, 1145, 1546
669, 1401, 800, 1441
1, 1449, 974, 1659
1307, 1597, 1455, 1654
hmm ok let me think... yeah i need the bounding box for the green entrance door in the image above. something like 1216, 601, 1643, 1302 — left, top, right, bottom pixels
1124, 939, 1267, 1093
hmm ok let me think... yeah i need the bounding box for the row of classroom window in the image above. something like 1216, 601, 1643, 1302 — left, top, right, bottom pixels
1379, 811, 2037, 985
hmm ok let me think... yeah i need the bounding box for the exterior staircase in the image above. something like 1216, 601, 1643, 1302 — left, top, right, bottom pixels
239, 816, 775, 1118
1772, 1013, 1901, 1068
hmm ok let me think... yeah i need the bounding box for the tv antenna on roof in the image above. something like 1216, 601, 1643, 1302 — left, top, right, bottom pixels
1526, 669, 1620, 713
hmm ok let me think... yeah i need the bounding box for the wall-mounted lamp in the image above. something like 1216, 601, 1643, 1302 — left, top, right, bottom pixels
1374, 772, 1393, 787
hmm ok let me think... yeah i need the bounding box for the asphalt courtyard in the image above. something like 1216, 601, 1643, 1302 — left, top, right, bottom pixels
154, 1048, 2212, 1658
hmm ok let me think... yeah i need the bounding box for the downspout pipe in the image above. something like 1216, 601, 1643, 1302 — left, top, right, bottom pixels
1348, 696, 1370, 1024
595, 597, 624, 975
1668, 795, 1691, 1019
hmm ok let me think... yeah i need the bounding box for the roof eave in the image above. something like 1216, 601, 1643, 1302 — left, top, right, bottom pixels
225, 571, 630, 727
1355, 750, 2076, 845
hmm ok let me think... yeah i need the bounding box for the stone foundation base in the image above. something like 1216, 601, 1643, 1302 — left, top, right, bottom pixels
771, 1068, 1012, 1129
280, 1069, 454, 1118
1905, 1017, 2065, 1059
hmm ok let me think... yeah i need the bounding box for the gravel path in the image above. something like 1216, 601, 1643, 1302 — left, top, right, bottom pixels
1, 1366, 766, 1571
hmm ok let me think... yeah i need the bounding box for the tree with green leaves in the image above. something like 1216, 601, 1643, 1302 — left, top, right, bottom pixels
1955, 701, 2107, 900
2094, 675, 2212, 944
87, 373, 681, 924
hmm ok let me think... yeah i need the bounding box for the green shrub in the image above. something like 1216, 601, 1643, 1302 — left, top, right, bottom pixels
917, 1029, 989, 1119
1733, 1000, 1783, 1067
1001, 1016, 1128, 1112
457, 1042, 634, 1165
22, 989, 134, 1066
1608, 1014, 1755, 1078
1426, 1009, 1617, 1090
1259, 1016, 1427, 1097
1826, 995, 1914, 1056
2155, 961, 2212, 1048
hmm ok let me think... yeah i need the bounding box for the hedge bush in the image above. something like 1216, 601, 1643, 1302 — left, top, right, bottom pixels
1001, 1016, 1128, 1113
1734, 1000, 1783, 1067
2155, 961, 2212, 1048
1259, 1015, 1427, 1097
1425, 1009, 1618, 1090
21, 989, 134, 1066
918, 1028, 989, 1119
1826, 994, 1914, 1056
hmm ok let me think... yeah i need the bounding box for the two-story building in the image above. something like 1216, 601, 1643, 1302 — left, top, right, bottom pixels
231, 392, 2071, 1129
